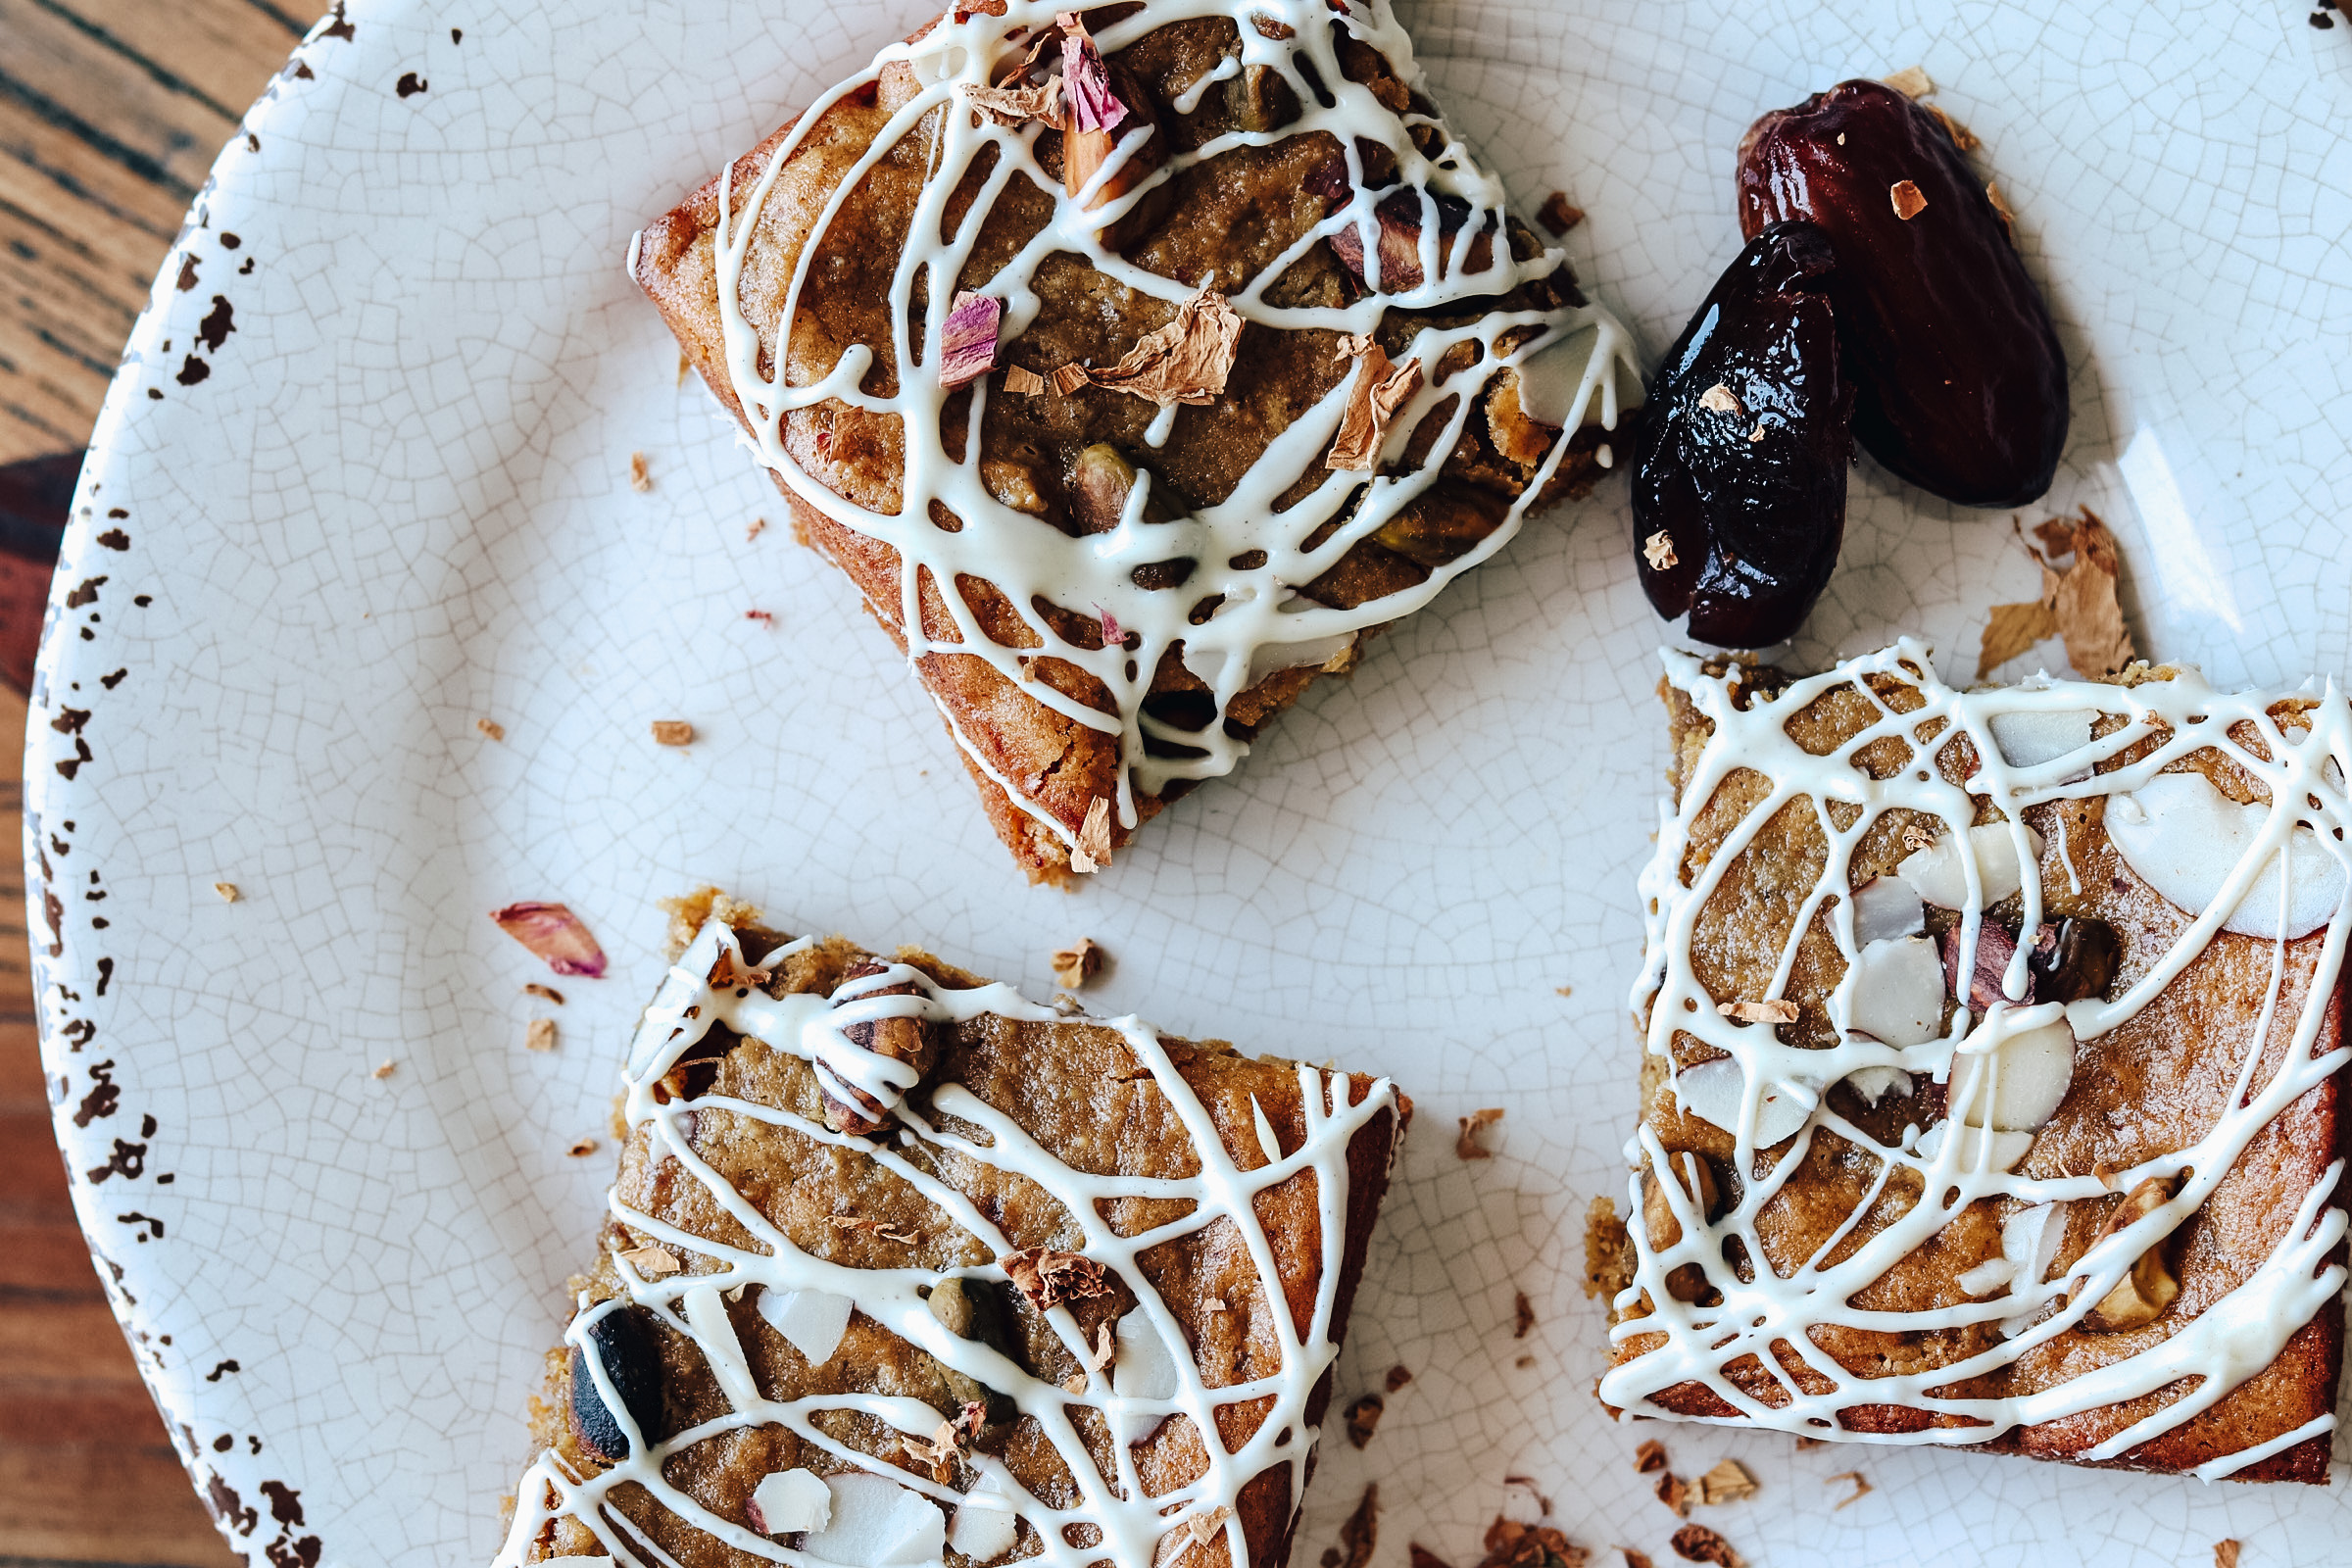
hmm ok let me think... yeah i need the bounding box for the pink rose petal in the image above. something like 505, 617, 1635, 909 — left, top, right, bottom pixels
1097, 607, 1123, 648
939, 291, 1002, 390
490, 902, 609, 977
1056, 12, 1127, 134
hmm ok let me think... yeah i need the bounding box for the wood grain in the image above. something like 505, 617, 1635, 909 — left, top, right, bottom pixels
0, 0, 302, 466
0, 0, 287, 1555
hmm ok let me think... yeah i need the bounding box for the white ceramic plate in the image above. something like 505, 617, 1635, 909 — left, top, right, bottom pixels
30, 1, 2352, 1563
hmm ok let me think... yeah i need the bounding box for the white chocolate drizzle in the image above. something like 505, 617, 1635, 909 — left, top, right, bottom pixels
1602, 640, 2352, 1470
494, 916, 1399, 1565
699, 0, 1639, 861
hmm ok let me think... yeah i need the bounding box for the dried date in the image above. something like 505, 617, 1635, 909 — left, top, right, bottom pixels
1738, 79, 2067, 507
1633, 220, 1852, 648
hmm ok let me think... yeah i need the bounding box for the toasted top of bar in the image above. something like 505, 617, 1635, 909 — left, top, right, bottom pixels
496, 888, 1408, 1566
631, 0, 1640, 879
1601, 641, 2349, 1481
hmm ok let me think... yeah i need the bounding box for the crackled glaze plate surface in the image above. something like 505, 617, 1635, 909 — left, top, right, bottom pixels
29, 1, 2352, 1563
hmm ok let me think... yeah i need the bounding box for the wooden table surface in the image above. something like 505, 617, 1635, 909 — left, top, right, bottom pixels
2, 1, 301, 1562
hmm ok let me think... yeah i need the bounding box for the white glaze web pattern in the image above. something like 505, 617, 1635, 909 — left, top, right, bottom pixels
700, 0, 1639, 860
494, 917, 1400, 1566
1600, 641, 2352, 1469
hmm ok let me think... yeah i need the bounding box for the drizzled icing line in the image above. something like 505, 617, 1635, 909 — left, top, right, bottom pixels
493, 916, 1399, 1566
1601, 639, 2352, 1467
702, 0, 1640, 860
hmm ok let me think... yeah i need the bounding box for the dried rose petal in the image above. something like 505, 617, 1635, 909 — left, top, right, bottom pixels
1055, 11, 1127, 133
491, 902, 609, 977
1325, 337, 1425, 471
1056, 284, 1243, 407
939, 291, 1002, 390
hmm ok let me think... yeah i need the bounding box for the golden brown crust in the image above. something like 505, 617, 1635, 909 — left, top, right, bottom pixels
1609, 663, 2349, 1482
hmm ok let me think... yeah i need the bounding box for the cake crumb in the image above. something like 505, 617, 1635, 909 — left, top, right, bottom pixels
476, 717, 505, 741
1457, 1106, 1505, 1159
629, 452, 653, 491
524, 982, 564, 1004
1636, 1438, 1669, 1473
1668, 1524, 1741, 1567
1052, 938, 1102, 989
1883, 65, 1933, 98
1555, 984, 1574, 997
213, 881, 240, 903
370, 1059, 395, 1079
747, 516, 767, 540
1513, 1290, 1535, 1339
651, 719, 695, 746
1696, 1459, 1756, 1505
1830, 1470, 1870, 1510
617, 1244, 681, 1278
526, 1018, 557, 1053
1586, 1196, 1634, 1299
1345, 1392, 1383, 1447
1386, 1363, 1413, 1392
1622, 1552, 1655, 1568
1643, 531, 1678, 570
1514, 1353, 1536, 1368
2214, 1542, 2241, 1568
1655, 1471, 1691, 1517
1889, 179, 1928, 220
1537, 191, 1585, 235
567, 1137, 598, 1157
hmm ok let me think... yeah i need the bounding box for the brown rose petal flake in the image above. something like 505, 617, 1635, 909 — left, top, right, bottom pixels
617, 1244, 681, 1278
1457, 1106, 1505, 1159
1655, 1472, 1691, 1517
1982, 508, 2135, 678
214, 881, 241, 903
1695, 1459, 1756, 1505
1088, 1319, 1116, 1373
962, 78, 1067, 129
1622, 1552, 1655, 1568
1882, 65, 1934, 98
1889, 179, 1928, 220
476, 716, 505, 741
1501, 1475, 1553, 1516
1002, 1247, 1114, 1309
629, 452, 652, 492
1003, 364, 1048, 395
2215, 1543, 2241, 1568
651, 719, 694, 746
1052, 937, 1102, 989
566, 1137, 598, 1157
1475, 1517, 1587, 1568
1058, 284, 1244, 407
370, 1059, 396, 1079
1985, 179, 2017, 233
1586, 1195, 1633, 1300
525, 1018, 557, 1054
524, 982, 564, 1004
1924, 102, 1980, 152
1408, 1548, 1457, 1568
830, 1214, 918, 1245
1345, 1392, 1384, 1448
1717, 998, 1798, 1025
746, 516, 767, 541
1830, 1471, 1870, 1510
1386, 1363, 1413, 1392
1635, 1438, 1669, 1474
1070, 796, 1115, 873
1513, 1290, 1535, 1339
491, 902, 609, 978
1668, 1525, 1742, 1568
1326, 335, 1427, 471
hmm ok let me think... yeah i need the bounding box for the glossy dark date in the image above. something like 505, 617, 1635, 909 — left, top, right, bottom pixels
569, 1303, 666, 1461
1738, 80, 2067, 507
1633, 220, 1852, 649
